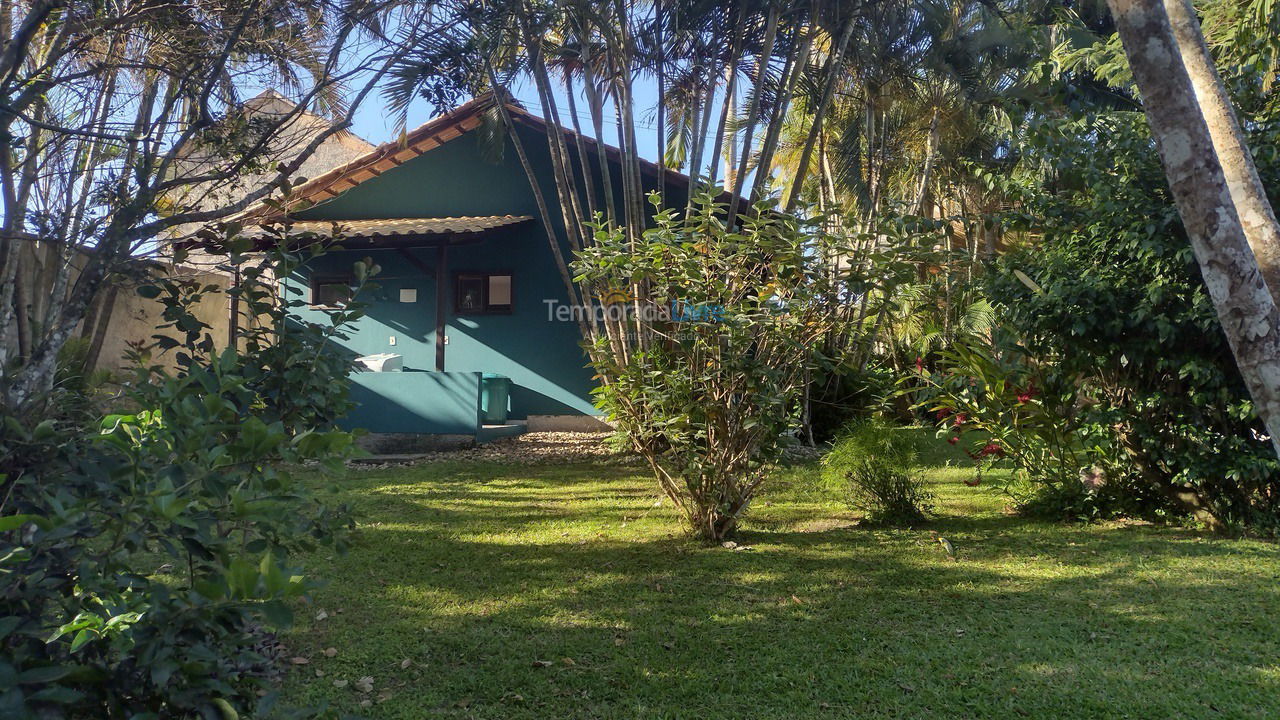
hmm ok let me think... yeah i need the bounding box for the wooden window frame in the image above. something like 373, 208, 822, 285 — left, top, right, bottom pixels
309, 274, 354, 308
454, 271, 514, 315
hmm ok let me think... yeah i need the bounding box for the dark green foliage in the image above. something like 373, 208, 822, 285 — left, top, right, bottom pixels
807, 362, 896, 443
0, 226, 376, 717
982, 112, 1280, 530
822, 419, 933, 525
914, 340, 1163, 522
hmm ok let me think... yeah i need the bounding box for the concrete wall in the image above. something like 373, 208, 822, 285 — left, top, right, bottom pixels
91, 267, 233, 373
1, 242, 233, 375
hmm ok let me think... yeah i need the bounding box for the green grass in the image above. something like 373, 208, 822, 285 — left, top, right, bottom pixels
280, 436, 1280, 718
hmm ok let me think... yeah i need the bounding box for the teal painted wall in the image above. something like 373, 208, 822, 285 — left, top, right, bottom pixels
344, 371, 481, 434
284, 123, 690, 425
284, 238, 597, 418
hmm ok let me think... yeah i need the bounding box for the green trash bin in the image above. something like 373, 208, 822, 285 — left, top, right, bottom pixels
480, 373, 511, 424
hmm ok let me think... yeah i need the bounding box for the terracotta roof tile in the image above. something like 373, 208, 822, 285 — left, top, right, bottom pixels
248, 95, 733, 217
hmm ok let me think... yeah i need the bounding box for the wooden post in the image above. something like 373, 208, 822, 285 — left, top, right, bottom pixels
435, 243, 448, 372
228, 264, 241, 349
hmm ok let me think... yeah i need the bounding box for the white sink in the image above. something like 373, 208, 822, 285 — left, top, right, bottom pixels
356, 353, 403, 372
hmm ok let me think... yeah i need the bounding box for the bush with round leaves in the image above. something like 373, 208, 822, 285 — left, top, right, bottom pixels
0, 225, 376, 717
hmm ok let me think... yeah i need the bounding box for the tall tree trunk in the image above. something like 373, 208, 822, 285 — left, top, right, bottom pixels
911, 107, 941, 216
784, 16, 856, 213
562, 80, 598, 220
752, 11, 814, 203
1162, 0, 1280, 309
1108, 0, 1280, 458
727, 6, 778, 221
707, 16, 744, 188
86, 284, 119, 370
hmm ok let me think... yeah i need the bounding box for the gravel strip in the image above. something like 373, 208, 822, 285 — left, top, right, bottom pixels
351, 431, 642, 468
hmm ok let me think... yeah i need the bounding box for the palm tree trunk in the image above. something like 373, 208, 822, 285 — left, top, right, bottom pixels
685, 59, 717, 214
580, 40, 618, 226
485, 64, 584, 320
1107, 0, 1280, 458
784, 16, 856, 213
563, 78, 598, 220
727, 5, 779, 220
1161, 0, 1280, 309
911, 106, 941, 216
752, 10, 814, 203
707, 12, 745, 187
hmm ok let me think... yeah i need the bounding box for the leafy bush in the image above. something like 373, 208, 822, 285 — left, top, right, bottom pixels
0, 226, 376, 717
821, 420, 933, 525
807, 362, 897, 443
914, 338, 1161, 521
924, 112, 1280, 530
574, 195, 849, 540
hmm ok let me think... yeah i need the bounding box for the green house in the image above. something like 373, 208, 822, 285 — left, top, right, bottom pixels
254, 98, 692, 447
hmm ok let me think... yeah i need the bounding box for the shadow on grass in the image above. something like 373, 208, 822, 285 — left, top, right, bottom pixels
286, 462, 1280, 720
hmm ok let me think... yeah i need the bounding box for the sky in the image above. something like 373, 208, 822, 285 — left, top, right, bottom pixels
346, 78, 670, 169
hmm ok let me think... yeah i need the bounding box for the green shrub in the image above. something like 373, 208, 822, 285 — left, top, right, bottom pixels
807, 362, 896, 443
822, 420, 933, 525
918, 111, 1280, 530
573, 191, 942, 540
574, 194, 852, 541
0, 226, 376, 717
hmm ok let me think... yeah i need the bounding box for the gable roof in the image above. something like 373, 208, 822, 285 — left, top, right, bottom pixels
255, 95, 712, 218
171, 89, 375, 216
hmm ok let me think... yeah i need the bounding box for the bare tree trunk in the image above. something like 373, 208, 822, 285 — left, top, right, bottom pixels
562, 80, 598, 220
86, 284, 119, 370
727, 5, 778, 220
911, 107, 941, 216
784, 16, 856, 213
752, 11, 814, 203
707, 17, 744, 187
1108, 0, 1280, 458
685, 59, 717, 215
1162, 0, 1280, 309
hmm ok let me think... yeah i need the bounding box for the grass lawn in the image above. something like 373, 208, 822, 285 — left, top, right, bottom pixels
280, 435, 1280, 718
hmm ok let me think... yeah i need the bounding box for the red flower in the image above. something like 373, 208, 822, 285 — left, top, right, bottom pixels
1015, 382, 1038, 404
947, 436, 959, 445
935, 408, 952, 421
915, 357, 925, 373
977, 442, 1005, 458
952, 413, 967, 428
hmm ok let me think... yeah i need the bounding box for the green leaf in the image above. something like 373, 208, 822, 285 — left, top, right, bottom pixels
212, 697, 240, 720
18, 666, 72, 684
0, 515, 39, 533
29, 685, 84, 704
69, 629, 95, 654
259, 600, 293, 629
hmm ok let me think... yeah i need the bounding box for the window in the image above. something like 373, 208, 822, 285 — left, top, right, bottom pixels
455, 272, 513, 314
311, 276, 353, 307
